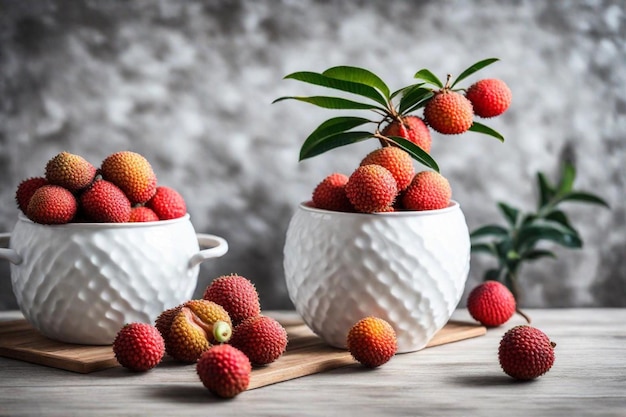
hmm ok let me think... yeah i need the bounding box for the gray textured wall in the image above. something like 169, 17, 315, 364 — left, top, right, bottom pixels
1, 0, 624, 310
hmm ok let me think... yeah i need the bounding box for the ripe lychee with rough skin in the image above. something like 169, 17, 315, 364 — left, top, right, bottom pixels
100, 151, 157, 204
345, 164, 398, 213
15, 177, 48, 215
165, 299, 232, 363
196, 344, 252, 398
26, 185, 77, 224
499, 325, 556, 380
360, 146, 415, 191
312, 173, 353, 212
146, 186, 187, 220
45, 151, 97, 192
346, 316, 397, 368
381, 115, 432, 153
112, 323, 165, 372
424, 90, 474, 135
466, 78, 512, 118
155, 304, 182, 340
203, 274, 261, 326
129, 206, 159, 222
229, 315, 288, 366
402, 171, 451, 211
467, 280, 517, 327
80, 179, 132, 223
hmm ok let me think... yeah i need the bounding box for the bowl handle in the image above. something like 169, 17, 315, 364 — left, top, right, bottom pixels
0, 233, 22, 265
189, 233, 229, 268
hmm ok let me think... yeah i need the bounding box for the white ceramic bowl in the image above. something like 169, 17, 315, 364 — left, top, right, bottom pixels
0, 214, 227, 345
284, 201, 470, 353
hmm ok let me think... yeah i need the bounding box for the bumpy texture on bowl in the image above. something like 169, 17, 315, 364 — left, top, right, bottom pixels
284, 202, 470, 353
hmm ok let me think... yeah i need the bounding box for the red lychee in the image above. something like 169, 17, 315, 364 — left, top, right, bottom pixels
79, 179, 131, 223
196, 344, 251, 398
345, 164, 398, 213
15, 177, 48, 215
45, 151, 97, 192
129, 206, 159, 222
100, 151, 157, 204
467, 280, 516, 327
311, 173, 353, 212
26, 185, 77, 225
202, 274, 261, 326
381, 115, 432, 153
499, 325, 556, 380
401, 171, 451, 211
112, 323, 165, 372
229, 315, 288, 366
423, 90, 474, 135
360, 146, 415, 191
346, 316, 397, 368
466, 78, 512, 118
146, 186, 187, 220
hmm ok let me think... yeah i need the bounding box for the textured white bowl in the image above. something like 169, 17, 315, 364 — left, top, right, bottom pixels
0, 214, 228, 345
284, 201, 470, 353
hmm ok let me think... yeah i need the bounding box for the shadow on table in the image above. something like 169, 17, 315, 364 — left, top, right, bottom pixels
451, 374, 530, 387
150, 384, 225, 403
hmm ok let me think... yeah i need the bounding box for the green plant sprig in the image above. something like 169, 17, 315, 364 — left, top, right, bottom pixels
470, 160, 610, 302
272, 58, 506, 171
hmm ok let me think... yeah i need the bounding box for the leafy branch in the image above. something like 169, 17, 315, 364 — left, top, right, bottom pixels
470, 160, 609, 301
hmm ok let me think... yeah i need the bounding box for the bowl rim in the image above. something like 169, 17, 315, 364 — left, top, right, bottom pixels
298, 200, 461, 217
16, 212, 191, 229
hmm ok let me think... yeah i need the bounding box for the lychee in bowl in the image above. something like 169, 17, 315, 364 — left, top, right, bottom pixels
283, 201, 470, 353
0, 214, 228, 345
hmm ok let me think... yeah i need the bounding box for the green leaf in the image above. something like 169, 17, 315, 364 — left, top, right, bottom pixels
516, 220, 583, 250
470, 224, 509, 240
522, 249, 557, 261
468, 122, 505, 142
398, 87, 434, 115
553, 191, 610, 208
497, 202, 520, 227
323, 66, 391, 100
299, 131, 373, 161
284, 71, 389, 107
543, 210, 575, 229
386, 136, 439, 172
413, 69, 443, 88
536, 172, 555, 209
471, 242, 498, 256
450, 58, 500, 89
484, 268, 503, 282
300, 117, 373, 158
272, 96, 387, 111
390, 83, 423, 100
557, 161, 576, 195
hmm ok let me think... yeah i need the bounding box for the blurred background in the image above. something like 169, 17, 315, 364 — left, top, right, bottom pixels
0, 0, 624, 310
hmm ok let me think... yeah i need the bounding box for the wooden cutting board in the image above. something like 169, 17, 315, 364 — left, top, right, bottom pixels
0, 317, 485, 389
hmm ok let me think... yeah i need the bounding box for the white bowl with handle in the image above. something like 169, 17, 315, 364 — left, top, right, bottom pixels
0, 214, 227, 345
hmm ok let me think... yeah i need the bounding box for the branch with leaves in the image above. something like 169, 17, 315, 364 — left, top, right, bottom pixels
470, 161, 610, 301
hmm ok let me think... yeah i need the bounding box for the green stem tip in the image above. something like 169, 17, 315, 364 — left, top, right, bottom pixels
213, 320, 232, 343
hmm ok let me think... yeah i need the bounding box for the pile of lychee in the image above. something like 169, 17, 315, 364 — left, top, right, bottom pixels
15, 151, 187, 224
112, 273, 289, 399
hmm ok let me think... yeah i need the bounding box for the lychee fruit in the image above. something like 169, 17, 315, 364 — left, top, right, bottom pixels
311, 173, 353, 212
202, 274, 261, 326
146, 186, 187, 220
423, 90, 474, 135
360, 146, 415, 191
346, 316, 397, 368
196, 344, 251, 398
401, 170, 451, 211
100, 151, 157, 204
466, 78, 512, 118
45, 151, 97, 192
381, 115, 432, 153
345, 164, 398, 213
129, 206, 159, 222
26, 185, 77, 225
79, 179, 131, 223
112, 322, 165, 372
15, 177, 48, 215
499, 325, 556, 380
165, 299, 232, 363
467, 280, 517, 327
155, 304, 182, 340
229, 315, 288, 366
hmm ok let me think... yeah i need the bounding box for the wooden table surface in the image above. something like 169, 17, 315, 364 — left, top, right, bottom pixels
1, 308, 625, 417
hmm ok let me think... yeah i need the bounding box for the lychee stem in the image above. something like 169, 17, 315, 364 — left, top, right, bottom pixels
515, 307, 532, 324
213, 320, 232, 343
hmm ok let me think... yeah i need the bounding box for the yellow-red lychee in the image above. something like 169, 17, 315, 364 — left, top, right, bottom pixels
401, 171, 451, 211
382, 115, 432, 153
26, 185, 77, 225
311, 173, 353, 212
100, 151, 157, 204
345, 164, 398, 213
466, 78, 512, 118
424, 90, 474, 135
347, 316, 397, 368
360, 147, 415, 191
